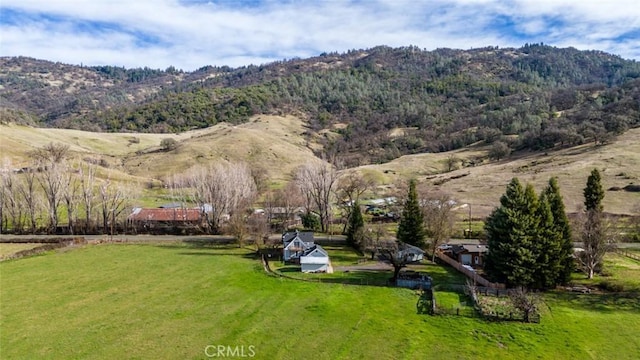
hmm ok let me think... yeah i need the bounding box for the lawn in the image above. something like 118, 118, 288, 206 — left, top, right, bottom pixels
0, 243, 43, 258
571, 252, 640, 292
1, 243, 639, 359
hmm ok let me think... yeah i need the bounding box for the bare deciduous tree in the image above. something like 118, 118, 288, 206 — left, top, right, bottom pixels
509, 287, 540, 323
334, 171, 374, 233
99, 180, 136, 235
382, 242, 413, 284
183, 162, 257, 234
263, 182, 304, 232
17, 168, 40, 233
31, 143, 69, 233
62, 161, 81, 234
28, 142, 70, 165
248, 212, 270, 249
420, 189, 457, 262
1, 166, 25, 233
444, 154, 460, 172
294, 162, 338, 233
363, 223, 389, 259
227, 209, 253, 248
36, 160, 65, 233
574, 209, 617, 279
79, 162, 97, 234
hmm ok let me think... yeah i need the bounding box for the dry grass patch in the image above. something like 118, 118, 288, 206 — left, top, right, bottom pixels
0, 243, 42, 258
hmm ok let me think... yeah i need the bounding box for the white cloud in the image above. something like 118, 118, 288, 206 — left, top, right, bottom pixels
0, 0, 638, 70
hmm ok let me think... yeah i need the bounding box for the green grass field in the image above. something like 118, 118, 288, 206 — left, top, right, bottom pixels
1, 244, 639, 359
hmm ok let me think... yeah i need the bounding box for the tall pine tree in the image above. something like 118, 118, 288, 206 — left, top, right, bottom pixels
484, 178, 540, 288
397, 179, 426, 248
486, 177, 574, 289
543, 177, 574, 285
584, 169, 604, 212
580, 168, 608, 279
535, 192, 563, 289
346, 201, 365, 249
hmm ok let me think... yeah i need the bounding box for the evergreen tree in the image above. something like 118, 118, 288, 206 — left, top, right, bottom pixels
584, 169, 604, 212
484, 178, 540, 288
345, 201, 365, 249
580, 169, 609, 279
397, 179, 426, 248
543, 177, 574, 284
535, 192, 562, 289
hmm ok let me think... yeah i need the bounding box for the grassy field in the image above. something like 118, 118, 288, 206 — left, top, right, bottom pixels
1, 244, 639, 359
571, 252, 640, 292
0, 243, 42, 258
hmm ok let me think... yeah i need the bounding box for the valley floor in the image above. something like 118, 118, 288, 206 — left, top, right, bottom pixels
1, 243, 639, 359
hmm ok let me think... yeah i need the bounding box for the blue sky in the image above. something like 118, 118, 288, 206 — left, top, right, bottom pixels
1, 0, 639, 71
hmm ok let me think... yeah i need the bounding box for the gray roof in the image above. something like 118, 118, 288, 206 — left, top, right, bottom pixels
302, 244, 328, 257
453, 244, 488, 254
399, 242, 425, 255
282, 230, 315, 246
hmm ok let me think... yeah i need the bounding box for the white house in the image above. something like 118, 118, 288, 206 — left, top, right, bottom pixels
398, 243, 425, 262
300, 245, 332, 273
282, 230, 315, 261
282, 230, 332, 273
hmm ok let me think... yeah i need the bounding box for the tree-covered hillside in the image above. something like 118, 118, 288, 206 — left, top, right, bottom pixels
1, 44, 639, 165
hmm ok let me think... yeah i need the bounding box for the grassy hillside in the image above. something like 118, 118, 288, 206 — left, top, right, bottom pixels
0, 115, 322, 184
121, 115, 321, 182
357, 127, 640, 216
1, 244, 639, 359
1, 116, 638, 214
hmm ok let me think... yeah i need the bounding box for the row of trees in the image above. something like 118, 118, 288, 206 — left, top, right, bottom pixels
483, 177, 574, 289
2, 144, 365, 238
1, 143, 135, 235
484, 169, 614, 289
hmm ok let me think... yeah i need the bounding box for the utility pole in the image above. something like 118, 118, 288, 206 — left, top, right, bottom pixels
468, 204, 472, 239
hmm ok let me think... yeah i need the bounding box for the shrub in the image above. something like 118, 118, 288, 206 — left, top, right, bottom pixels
160, 138, 179, 151
599, 280, 624, 292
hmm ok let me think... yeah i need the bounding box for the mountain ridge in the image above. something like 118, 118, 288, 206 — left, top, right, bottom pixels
1, 44, 639, 167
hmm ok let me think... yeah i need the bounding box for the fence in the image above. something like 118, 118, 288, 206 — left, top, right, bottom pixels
615, 248, 640, 261
434, 250, 505, 289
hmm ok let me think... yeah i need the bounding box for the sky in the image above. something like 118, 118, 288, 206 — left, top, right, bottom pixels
1, 0, 639, 71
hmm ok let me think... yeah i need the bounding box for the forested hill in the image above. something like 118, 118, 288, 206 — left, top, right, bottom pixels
2, 44, 640, 166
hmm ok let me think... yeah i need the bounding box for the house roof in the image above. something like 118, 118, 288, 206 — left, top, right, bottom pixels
159, 202, 183, 209
303, 244, 328, 257
453, 244, 489, 254
300, 245, 330, 264
399, 243, 425, 255
268, 207, 305, 215
127, 208, 202, 222
282, 230, 314, 245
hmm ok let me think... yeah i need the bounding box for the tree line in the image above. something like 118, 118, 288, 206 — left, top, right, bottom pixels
484, 169, 615, 289
1, 143, 135, 235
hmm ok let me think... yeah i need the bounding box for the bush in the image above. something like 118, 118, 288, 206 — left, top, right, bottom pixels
300, 212, 320, 231
623, 184, 640, 192
160, 138, 179, 151
598, 280, 624, 292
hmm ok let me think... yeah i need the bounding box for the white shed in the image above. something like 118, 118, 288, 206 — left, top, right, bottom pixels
300, 246, 331, 273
